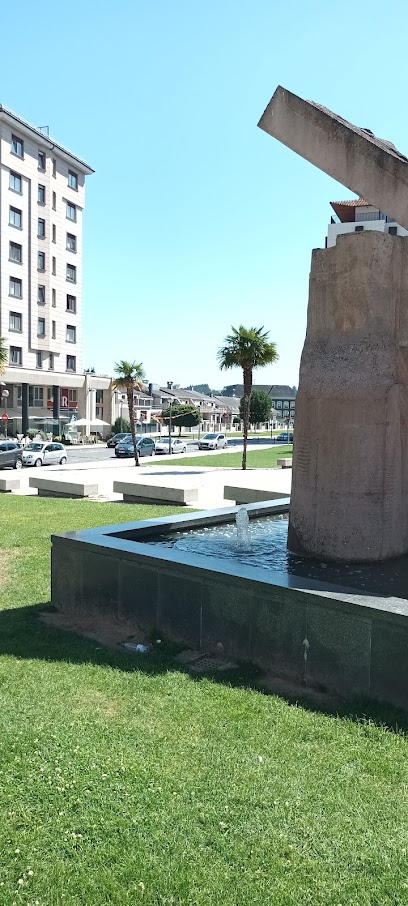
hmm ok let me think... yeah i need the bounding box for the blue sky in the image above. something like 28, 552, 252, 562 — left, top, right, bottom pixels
1, 0, 407, 390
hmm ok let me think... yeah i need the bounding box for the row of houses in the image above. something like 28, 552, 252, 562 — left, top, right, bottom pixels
0, 375, 296, 437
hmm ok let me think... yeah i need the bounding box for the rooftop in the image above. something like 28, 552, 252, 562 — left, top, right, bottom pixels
0, 104, 94, 175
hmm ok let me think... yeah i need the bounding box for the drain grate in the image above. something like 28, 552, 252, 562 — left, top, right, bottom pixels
175, 650, 237, 672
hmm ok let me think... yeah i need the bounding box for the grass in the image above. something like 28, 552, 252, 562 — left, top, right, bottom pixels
1, 496, 408, 904
149, 446, 293, 469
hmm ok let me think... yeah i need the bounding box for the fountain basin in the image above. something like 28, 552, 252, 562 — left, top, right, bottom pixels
51, 499, 408, 711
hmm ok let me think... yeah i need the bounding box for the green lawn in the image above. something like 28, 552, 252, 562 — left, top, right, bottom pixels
150, 446, 293, 469
1, 495, 408, 904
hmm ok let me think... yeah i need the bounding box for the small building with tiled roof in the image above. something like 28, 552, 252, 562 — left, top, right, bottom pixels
326, 197, 408, 248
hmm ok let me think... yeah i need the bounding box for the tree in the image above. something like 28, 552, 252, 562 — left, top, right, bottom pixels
111, 416, 131, 436
217, 326, 278, 470
161, 403, 200, 436
112, 361, 145, 466
239, 388, 272, 427
0, 337, 7, 375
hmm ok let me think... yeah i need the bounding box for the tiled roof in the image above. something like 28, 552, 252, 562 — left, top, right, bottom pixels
331, 198, 370, 207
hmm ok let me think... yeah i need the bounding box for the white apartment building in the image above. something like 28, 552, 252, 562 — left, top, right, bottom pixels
0, 104, 94, 434
326, 197, 408, 248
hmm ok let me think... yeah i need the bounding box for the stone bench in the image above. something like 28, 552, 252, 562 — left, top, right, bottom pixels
29, 476, 99, 499
113, 480, 198, 506
277, 458, 292, 469
0, 475, 21, 493
224, 485, 290, 506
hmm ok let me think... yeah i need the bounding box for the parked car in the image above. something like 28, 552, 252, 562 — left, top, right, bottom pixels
107, 432, 131, 449
155, 437, 187, 455
22, 442, 67, 467
276, 432, 293, 442
115, 436, 156, 458
0, 442, 23, 470
198, 433, 228, 451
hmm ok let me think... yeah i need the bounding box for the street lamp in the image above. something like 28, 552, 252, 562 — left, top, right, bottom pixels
1, 385, 9, 438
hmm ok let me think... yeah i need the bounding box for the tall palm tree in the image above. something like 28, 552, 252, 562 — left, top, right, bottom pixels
218, 326, 278, 470
112, 361, 145, 466
0, 337, 7, 375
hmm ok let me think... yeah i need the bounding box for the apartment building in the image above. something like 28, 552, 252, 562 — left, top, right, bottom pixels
0, 104, 94, 433
326, 197, 408, 248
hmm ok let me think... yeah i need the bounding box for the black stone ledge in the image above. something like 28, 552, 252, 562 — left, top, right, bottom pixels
51, 499, 408, 628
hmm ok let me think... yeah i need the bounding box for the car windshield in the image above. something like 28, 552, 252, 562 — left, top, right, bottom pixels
203, 434, 218, 440
25, 443, 43, 451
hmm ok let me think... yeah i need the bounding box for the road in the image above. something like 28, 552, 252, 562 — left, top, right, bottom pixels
60, 437, 290, 466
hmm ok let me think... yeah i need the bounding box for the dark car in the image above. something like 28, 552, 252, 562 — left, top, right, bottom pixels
0, 442, 23, 469
115, 436, 156, 458
276, 432, 293, 442
107, 432, 131, 448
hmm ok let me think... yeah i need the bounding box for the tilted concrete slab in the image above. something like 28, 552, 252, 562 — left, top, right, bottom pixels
258, 86, 408, 230
29, 476, 98, 498
224, 485, 289, 505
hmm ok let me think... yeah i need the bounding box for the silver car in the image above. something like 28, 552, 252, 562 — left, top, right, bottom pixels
22, 442, 67, 467
198, 433, 228, 451
155, 437, 187, 454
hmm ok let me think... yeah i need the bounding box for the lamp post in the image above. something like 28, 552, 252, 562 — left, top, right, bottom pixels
1, 385, 9, 438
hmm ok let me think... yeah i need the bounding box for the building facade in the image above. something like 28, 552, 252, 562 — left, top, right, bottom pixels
0, 104, 94, 434
326, 197, 408, 248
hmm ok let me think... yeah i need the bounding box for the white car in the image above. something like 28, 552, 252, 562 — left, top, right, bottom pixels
155, 437, 187, 454
22, 442, 67, 467
198, 433, 228, 450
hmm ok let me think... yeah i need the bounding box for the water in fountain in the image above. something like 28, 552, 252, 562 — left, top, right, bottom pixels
235, 506, 250, 550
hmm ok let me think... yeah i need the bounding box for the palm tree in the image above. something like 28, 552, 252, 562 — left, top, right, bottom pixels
0, 337, 7, 375
217, 326, 278, 470
112, 361, 145, 466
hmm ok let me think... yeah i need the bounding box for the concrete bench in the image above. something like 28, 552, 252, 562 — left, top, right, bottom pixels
0, 475, 21, 493
29, 476, 99, 499
113, 480, 198, 506
224, 485, 290, 506
277, 458, 292, 469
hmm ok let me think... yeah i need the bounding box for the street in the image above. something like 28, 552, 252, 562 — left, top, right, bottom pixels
58, 436, 289, 466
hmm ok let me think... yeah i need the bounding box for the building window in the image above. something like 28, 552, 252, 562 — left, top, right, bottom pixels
52, 158, 56, 177
52, 191, 56, 210
52, 321, 56, 339
29, 386, 43, 406
68, 170, 78, 190
9, 171, 22, 192
11, 135, 23, 158
66, 294, 76, 313
36, 351, 43, 369
389, 226, 398, 236
49, 352, 54, 370
96, 405, 104, 418
38, 251, 45, 271
95, 389, 103, 404
9, 241, 22, 264
37, 318, 45, 337
38, 285, 45, 304
9, 206, 22, 228
9, 277, 22, 298
47, 387, 53, 405
66, 355, 76, 372
38, 150, 46, 170
52, 288, 56, 308
52, 257, 56, 275
9, 312, 22, 332
38, 218, 45, 238
9, 346, 22, 366
69, 389, 77, 403
38, 184, 46, 204
66, 324, 76, 343
52, 224, 56, 243
66, 202, 76, 222
66, 264, 76, 283
276, 401, 282, 409
66, 233, 76, 252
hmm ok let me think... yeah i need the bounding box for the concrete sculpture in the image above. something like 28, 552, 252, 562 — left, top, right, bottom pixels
258, 87, 408, 560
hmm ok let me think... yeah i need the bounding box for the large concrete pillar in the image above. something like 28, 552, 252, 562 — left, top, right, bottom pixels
288, 230, 408, 561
